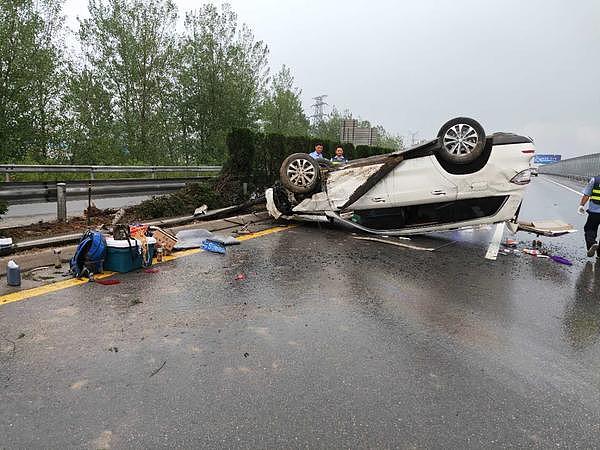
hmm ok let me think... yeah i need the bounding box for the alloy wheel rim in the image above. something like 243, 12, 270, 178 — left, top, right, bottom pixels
287, 159, 316, 186
442, 124, 479, 156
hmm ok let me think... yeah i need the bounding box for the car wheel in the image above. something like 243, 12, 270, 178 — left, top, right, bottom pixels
279, 153, 320, 194
437, 117, 486, 165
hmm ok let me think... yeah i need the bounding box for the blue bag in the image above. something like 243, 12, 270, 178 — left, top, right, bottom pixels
201, 240, 226, 254
70, 230, 107, 277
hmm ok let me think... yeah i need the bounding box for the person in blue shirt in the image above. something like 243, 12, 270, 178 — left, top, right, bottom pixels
330, 146, 348, 164
309, 143, 324, 160
578, 176, 600, 256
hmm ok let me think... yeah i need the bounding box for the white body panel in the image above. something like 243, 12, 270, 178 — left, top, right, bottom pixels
377, 156, 458, 208
267, 140, 535, 235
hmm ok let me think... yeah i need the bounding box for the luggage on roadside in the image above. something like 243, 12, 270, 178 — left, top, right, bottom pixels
106, 223, 155, 272
70, 230, 107, 278
104, 236, 156, 272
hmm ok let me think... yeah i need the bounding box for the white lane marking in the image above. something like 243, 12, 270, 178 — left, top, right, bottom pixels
541, 177, 584, 196
485, 222, 505, 261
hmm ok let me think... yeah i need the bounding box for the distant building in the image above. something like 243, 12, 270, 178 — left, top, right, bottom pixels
340, 119, 379, 146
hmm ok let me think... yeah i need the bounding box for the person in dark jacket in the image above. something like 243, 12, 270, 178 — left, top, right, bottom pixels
579, 176, 600, 256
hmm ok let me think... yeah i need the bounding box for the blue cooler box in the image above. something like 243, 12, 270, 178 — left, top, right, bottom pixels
104, 236, 156, 273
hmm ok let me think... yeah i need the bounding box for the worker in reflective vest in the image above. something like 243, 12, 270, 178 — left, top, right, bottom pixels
578, 176, 600, 256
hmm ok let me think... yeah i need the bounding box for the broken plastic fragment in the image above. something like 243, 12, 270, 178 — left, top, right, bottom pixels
194, 204, 208, 216
551, 255, 572, 266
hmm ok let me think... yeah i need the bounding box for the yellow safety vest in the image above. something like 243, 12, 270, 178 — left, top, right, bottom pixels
591, 178, 600, 204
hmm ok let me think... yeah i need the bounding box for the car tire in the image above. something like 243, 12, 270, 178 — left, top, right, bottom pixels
436, 117, 486, 165
279, 153, 320, 194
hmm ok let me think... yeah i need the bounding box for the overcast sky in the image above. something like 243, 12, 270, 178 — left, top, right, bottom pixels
64, 0, 600, 158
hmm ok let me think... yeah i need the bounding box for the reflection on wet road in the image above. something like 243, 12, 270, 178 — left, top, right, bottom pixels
2, 176, 600, 448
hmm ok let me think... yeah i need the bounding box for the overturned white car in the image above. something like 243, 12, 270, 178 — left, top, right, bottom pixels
266, 117, 541, 236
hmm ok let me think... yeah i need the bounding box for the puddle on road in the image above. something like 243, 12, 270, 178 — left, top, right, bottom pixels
563, 261, 600, 351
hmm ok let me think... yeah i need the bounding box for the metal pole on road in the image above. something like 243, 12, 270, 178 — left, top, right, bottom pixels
87, 180, 92, 226
56, 182, 67, 222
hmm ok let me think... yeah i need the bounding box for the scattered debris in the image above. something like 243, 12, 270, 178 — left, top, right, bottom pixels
500, 238, 573, 267
84, 203, 103, 218
16, 333, 25, 339
6, 260, 21, 286
194, 204, 208, 216
243, 352, 249, 358
201, 240, 226, 254
95, 279, 121, 286
523, 248, 541, 256
517, 220, 576, 237
149, 360, 167, 377
111, 208, 126, 226
144, 268, 160, 274
432, 240, 458, 252
108, 346, 118, 352
0, 237, 13, 256
53, 248, 62, 268
551, 255, 572, 266
150, 227, 177, 255
173, 229, 215, 250
484, 222, 505, 261
234, 273, 246, 281
29, 265, 54, 273
208, 235, 241, 246
233, 222, 253, 235
353, 236, 435, 251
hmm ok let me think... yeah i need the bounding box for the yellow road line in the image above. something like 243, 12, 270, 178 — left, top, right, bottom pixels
0, 225, 293, 307
0, 271, 116, 306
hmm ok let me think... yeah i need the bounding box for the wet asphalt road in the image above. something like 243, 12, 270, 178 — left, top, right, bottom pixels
2, 176, 600, 448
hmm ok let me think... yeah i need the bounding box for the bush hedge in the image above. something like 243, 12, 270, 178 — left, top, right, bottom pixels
224, 128, 396, 189
133, 182, 222, 220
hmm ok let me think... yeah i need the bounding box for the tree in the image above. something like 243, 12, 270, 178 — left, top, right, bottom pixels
62, 68, 123, 164
77, 0, 178, 164
375, 125, 404, 150
311, 106, 351, 142
312, 106, 404, 150
260, 65, 309, 136
0, 0, 67, 163
176, 3, 269, 163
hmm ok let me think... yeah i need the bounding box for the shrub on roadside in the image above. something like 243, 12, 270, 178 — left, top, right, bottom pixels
0, 200, 7, 218
132, 182, 222, 220
222, 129, 397, 194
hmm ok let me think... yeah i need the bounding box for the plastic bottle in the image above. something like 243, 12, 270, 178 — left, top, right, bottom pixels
7, 260, 21, 286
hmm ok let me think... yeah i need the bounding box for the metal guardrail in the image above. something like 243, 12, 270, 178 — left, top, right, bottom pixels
0, 164, 222, 181
0, 164, 226, 223
0, 177, 214, 205
538, 153, 600, 181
